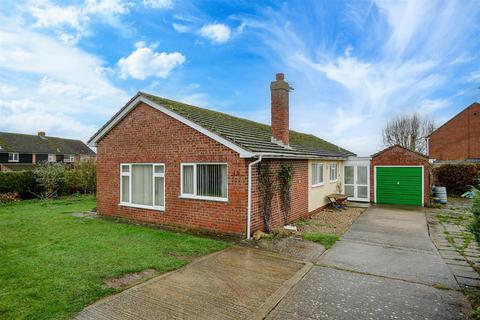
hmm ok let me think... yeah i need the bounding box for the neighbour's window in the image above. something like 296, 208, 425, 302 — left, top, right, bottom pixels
48, 154, 56, 162
64, 154, 75, 163
120, 163, 165, 210
311, 163, 323, 187
181, 163, 228, 200
8, 153, 19, 162
329, 163, 338, 182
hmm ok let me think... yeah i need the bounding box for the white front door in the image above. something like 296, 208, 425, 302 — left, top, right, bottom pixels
344, 158, 370, 202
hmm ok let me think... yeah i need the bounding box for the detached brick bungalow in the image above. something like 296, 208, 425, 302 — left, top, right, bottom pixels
88, 74, 354, 237
428, 102, 480, 162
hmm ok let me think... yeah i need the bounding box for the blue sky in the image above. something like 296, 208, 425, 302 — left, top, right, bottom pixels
0, 0, 479, 155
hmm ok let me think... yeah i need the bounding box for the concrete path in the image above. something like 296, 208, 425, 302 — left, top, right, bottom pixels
269, 206, 470, 320
76, 247, 310, 320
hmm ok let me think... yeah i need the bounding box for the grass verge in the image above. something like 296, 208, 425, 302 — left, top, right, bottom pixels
0, 196, 228, 319
302, 232, 340, 249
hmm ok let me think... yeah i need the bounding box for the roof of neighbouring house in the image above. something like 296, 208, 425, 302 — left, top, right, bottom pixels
0, 131, 95, 155
88, 92, 355, 159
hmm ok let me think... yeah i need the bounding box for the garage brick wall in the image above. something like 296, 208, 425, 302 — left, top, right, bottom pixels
370, 145, 431, 206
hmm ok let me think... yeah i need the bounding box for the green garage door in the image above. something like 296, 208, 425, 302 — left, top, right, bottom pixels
376, 167, 423, 206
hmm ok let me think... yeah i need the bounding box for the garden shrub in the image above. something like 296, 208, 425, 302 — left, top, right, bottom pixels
64, 159, 96, 194
433, 164, 480, 195
469, 189, 480, 243
33, 163, 67, 199
0, 171, 38, 199
0, 192, 21, 203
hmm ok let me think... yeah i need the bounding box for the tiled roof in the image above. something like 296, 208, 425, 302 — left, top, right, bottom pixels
0, 132, 95, 155
89, 92, 355, 159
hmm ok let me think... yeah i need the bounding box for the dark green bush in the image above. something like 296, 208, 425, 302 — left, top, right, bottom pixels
433, 164, 480, 195
64, 159, 96, 194
0, 171, 39, 199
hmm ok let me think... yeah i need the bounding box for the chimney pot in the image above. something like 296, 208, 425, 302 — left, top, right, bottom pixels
270, 73, 291, 147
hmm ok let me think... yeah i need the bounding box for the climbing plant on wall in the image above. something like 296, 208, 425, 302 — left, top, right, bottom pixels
278, 163, 294, 225
258, 162, 275, 233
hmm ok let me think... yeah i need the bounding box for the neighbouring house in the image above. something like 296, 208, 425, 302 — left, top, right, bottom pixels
0, 131, 95, 171
428, 102, 480, 162
88, 73, 354, 237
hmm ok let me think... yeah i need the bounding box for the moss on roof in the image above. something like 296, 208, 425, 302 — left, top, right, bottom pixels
140, 92, 353, 158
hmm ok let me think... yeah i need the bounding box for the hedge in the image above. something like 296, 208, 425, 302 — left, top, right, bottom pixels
0, 171, 40, 199
433, 164, 480, 195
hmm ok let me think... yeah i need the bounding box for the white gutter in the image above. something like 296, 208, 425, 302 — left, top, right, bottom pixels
247, 155, 263, 239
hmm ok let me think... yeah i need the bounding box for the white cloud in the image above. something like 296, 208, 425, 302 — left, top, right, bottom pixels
26, 0, 131, 43
143, 0, 173, 9
466, 70, 480, 82
0, 18, 129, 141
118, 45, 186, 80
172, 23, 190, 33
198, 23, 231, 43
29, 1, 81, 29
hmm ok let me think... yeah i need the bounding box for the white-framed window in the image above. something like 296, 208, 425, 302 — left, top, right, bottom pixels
8, 153, 19, 162
64, 154, 75, 163
120, 163, 165, 211
48, 154, 56, 162
181, 163, 228, 201
311, 162, 324, 187
329, 163, 338, 182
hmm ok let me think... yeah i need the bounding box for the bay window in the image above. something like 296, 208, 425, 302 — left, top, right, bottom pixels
120, 163, 165, 210
181, 163, 228, 201
311, 162, 323, 187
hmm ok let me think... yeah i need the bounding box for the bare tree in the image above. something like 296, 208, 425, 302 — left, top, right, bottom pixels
382, 113, 435, 154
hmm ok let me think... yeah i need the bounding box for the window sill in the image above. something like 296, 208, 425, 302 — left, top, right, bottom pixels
330, 179, 338, 183
180, 195, 228, 202
118, 203, 165, 211
311, 183, 324, 188
8, 160, 19, 163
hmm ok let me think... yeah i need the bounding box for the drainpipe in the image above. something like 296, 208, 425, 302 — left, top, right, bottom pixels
247, 155, 263, 240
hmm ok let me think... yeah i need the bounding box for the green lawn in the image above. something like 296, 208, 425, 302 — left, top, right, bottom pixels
0, 196, 228, 319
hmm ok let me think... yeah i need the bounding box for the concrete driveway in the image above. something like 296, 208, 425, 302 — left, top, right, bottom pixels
268, 206, 470, 320
76, 247, 310, 320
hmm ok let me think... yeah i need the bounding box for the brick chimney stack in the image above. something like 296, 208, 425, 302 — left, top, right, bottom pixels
270, 73, 292, 147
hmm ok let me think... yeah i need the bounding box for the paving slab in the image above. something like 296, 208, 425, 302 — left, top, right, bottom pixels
320, 240, 458, 288
267, 266, 469, 320
76, 247, 309, 320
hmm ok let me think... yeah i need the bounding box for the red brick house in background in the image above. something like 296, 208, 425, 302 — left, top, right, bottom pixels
88, 74, 354, 238
428, 102, 480, 162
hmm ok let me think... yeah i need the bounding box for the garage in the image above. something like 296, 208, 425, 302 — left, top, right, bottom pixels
370, 145, 430, 207
375, 166, 423, 206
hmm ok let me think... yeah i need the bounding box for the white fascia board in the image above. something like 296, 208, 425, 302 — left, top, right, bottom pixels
88, 96, 254, 158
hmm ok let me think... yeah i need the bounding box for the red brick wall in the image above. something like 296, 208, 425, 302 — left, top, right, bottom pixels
96, 102, 249, 235
429, 103, 480, 160
370, 146, 430, 205
249, 159, 310, 234
96, 102, 314, 236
